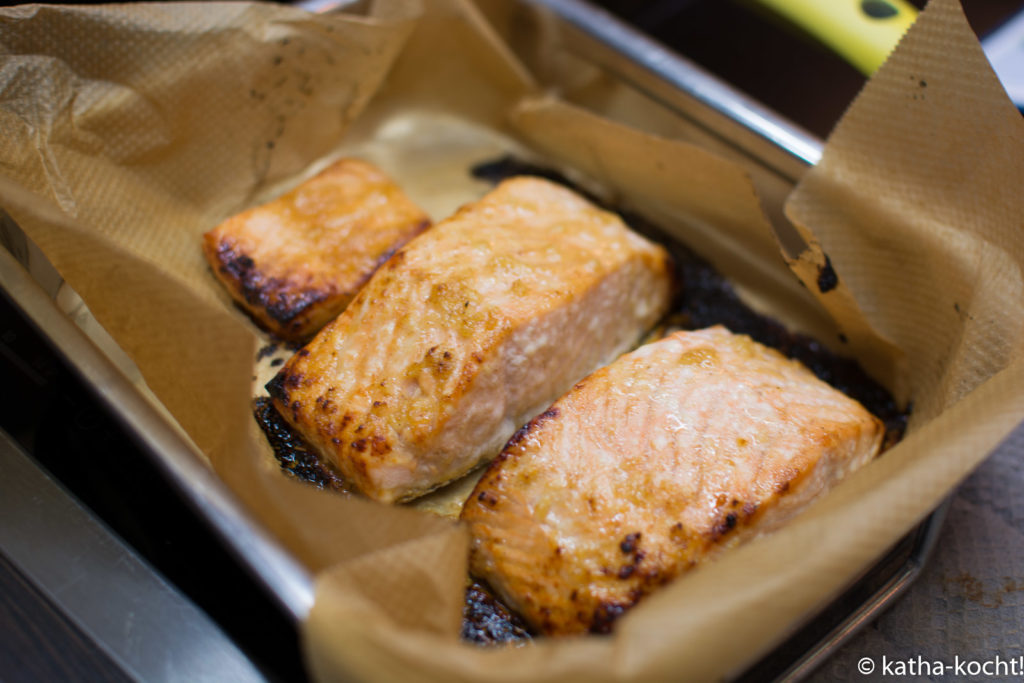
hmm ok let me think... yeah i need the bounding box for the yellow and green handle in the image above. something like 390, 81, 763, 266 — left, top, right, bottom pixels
753, 0, 919, 75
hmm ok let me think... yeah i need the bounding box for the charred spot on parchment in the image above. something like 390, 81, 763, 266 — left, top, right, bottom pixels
816, 254, 838, 293
462, 580, 532, 645
252, 397, 349, 492
256, 341, 279, 361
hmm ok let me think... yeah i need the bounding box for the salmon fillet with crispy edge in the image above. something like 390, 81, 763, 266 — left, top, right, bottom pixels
462, 325, 884, 636
203, 158, 430, 341
267, 176, 673, 503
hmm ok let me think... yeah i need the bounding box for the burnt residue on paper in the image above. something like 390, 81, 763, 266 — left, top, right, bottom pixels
252, 397, 350, 493
816, 254, 838, 293
471, 156, 584, 190
471, 154, 908, 448
257, 342, 279, 361
462, 580, 532, 645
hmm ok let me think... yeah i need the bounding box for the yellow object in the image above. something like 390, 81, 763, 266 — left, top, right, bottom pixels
754, 0, 919, 75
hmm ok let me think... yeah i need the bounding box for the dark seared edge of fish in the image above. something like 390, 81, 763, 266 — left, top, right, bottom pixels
471, 155, 908, 448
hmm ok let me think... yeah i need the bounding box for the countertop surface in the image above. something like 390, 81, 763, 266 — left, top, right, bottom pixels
813, 428, 1024, 680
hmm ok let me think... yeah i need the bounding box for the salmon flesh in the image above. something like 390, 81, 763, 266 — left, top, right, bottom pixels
203, 158, 430, 341
462, 326, 884, 635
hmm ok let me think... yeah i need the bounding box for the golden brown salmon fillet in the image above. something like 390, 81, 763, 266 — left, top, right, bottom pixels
203, 158, 430, 341
462, 326, 884, 636
267, 176, 672, 503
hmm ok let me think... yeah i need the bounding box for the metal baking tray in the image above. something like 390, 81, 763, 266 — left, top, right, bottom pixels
0, 0, 948, 678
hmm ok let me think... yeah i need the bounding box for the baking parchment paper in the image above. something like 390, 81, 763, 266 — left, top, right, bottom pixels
0, 0, 1021, 680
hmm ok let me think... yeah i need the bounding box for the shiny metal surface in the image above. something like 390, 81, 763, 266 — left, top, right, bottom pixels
0, 244, 315, 624
982, 8, 1024, 108
528, 0, 824, 180
0, 428, 266, 682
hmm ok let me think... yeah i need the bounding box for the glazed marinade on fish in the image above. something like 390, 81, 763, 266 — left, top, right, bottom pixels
462, 326, 884, 636
267, 176, 673, 503
203, 158, 431, 341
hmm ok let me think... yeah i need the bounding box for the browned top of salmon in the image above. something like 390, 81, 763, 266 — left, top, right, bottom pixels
462, 326, 883, 635
203, 158, 430, 341
268, 176, 672, 503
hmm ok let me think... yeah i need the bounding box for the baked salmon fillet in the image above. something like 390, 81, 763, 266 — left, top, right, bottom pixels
203, 158, 430, 341
267, 176, 672, 503
461, 325, 884, 635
